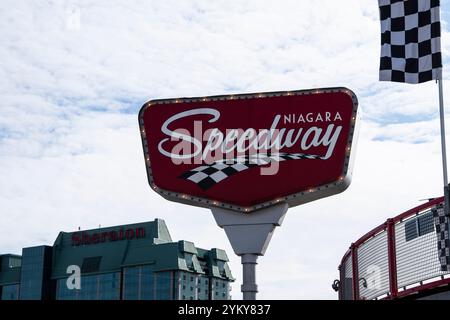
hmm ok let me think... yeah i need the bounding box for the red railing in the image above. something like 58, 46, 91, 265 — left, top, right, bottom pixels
338, 197, 450, 300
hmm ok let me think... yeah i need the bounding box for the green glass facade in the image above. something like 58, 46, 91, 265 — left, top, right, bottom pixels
19, 246, 53, 300
0, 219, 233, 300
56, 272, 120, 300
122, 265, 155, 300
1, 284, 19, 300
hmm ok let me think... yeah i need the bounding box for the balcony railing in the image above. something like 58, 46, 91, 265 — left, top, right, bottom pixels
338, 197, 450, 300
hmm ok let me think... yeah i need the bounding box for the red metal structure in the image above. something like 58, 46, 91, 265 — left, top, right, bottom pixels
337, 197, 450, 300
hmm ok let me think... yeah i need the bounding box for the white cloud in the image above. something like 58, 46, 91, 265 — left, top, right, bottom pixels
1, 0, 450, 300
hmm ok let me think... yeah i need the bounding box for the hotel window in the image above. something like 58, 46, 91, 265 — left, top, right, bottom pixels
155, 271, 173, 300
8, 257, 21, 268
81, 257, 102, 273
1, 284, 20, 300
19, 246, 46, 300
56, 272, 120, 300
97, 273, 120, 300
122, 265, 154, 300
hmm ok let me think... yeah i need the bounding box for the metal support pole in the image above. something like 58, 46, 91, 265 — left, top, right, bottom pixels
241, 254, 258, 300
438, 78, 450, 216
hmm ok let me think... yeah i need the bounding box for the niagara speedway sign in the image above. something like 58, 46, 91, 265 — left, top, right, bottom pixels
139, 88, 359, 213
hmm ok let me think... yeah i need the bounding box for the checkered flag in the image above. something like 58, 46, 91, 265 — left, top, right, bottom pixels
179, 153, 323, 190
433, 205, 450, 271
378, 0, 442, 84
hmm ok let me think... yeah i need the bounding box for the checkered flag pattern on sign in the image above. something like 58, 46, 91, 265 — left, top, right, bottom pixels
378, 0, 442, 84
433, 205, 450, 271
179, 153, 323, 190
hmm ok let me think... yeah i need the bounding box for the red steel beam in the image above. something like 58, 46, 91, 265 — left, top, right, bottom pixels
351, 243, 359, 300
353, 197, 444, 248
339, 249, 351, 269
393, 197, 444, 223
396, 277, 450, 299
338, 265, 343, 300
387, 218, 398, 299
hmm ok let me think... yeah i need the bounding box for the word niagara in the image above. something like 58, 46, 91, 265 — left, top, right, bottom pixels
158, 108, 344, 163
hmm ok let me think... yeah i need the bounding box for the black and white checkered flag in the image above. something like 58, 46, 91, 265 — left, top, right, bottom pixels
378, 0, 442, 84
179, 153, 323, 190
433, 205, 450, 271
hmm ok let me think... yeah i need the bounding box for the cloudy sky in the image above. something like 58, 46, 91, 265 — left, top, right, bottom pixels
1, 0, 450, 300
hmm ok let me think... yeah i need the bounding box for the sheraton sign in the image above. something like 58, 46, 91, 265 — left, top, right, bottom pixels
71, 227, 146, 246
139, 88, 359, 213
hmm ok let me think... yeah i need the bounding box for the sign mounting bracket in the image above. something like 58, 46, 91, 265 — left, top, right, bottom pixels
211, 202, 288, 300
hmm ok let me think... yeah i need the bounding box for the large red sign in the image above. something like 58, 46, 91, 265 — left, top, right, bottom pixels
139, 88, 358, 213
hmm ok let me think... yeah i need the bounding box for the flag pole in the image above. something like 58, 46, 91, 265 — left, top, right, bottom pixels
438, 76, 450, 215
